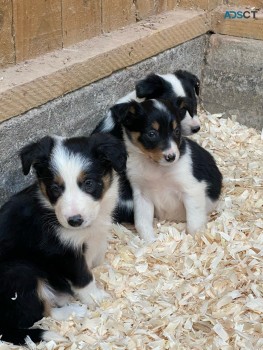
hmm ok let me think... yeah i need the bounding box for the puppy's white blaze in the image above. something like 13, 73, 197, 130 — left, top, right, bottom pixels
191, 115, 200, 127
159, 73, 186, 97
153, 99, 168, 112
51, 141, 98, 227
100, 111, 115, 132
181, 113, 194, 136
58, 175, 118, 267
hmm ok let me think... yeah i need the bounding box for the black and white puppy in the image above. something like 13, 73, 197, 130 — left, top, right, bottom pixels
93, 70, 201, 223
111, 99, 222, 242
99, 70, 200, 137
0, 133, 126, 345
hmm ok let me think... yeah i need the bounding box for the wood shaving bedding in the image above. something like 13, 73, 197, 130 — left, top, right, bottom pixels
1, 112, 262, 350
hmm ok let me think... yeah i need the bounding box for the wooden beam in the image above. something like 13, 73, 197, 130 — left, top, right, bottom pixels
212, 6, 263, 40
0, 0, 15, 67
13, 0, 62, 62
0, 9, 208, 122
62, 0, 102, 48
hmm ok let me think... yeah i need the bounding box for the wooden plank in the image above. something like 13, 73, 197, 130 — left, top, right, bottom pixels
102, 0, 136, 32
13, 0, 62, 62
212, 6, 263, 40
62, 0, 102, 47
0, 0, 15, 67
225, 0, 263, 6
177, 0, 221, 10
135, 0, 156, 19
0, 9, 208, 122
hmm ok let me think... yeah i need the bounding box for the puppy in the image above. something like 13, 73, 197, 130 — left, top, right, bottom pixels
93, 71, 200, 224
110, 99, 222, 242
0, 133, 126, 345
99, 70, 200, 137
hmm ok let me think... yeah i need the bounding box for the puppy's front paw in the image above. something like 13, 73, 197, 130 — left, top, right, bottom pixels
51, 304, 87, 320
187, 221, 206, 236
75, 280, 110, 308
137, 227, 155, 243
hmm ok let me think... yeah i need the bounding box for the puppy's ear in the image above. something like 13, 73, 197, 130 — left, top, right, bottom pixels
135, 74, 164, 99
175, 97, 194, 118
92, 134, 127, 174
20, 136, 54, 175
110, 100, 144, 129
174, 70, 200, 96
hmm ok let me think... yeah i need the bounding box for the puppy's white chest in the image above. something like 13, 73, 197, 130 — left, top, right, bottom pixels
127, 157, 186, 221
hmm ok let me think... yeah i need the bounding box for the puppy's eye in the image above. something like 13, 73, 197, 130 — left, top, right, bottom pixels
83, 179, 96, 193
50, 183, 63, 196
174, 127, 180, 138
146, 130, 158, 139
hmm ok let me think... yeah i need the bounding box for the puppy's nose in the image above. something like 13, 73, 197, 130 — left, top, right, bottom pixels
191, 126, 200, 133
68, 215, 83, 227
165, 153, 176, 162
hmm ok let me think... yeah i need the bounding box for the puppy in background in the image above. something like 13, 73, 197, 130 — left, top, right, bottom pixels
0, 133, 126, 345
99, 70, 201, 137
111, 99, 222, 242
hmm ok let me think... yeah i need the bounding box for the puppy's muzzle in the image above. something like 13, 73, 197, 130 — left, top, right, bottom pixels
67, 215, 84, 227
164, 153, 176, 162
191, 126, 200, 133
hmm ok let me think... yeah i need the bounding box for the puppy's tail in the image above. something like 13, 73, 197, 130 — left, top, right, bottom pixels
0, 327, 65, 345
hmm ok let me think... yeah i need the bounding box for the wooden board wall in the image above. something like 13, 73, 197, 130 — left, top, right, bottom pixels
0, 0, 15, 67
102, 0, 136, 32
0, 0, 262, 67
62, 0, 101, 47
12, 0, 62, 62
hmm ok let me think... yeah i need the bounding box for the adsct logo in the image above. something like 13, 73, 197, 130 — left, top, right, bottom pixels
224, 10, 258, 19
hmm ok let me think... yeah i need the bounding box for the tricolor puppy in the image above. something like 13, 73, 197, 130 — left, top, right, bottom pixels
99, 70, 200, 137
0, 134, 126, 345
110, 99, 222, 242
93, 70, 200, 223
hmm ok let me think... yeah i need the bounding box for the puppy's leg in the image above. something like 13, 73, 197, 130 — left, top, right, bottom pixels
73, 278, 110, 308
183, 189, 207, 236
50, 304, 87, 320
133, 189, 155, 243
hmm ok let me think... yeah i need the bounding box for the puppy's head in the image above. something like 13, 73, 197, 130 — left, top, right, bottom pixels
135, 70, 200, 136
20, 134, 126, 229
111, 99, 186, 166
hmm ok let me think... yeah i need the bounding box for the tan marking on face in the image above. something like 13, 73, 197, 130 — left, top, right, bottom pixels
39, 181, 48, 199
152, 121, 160, 130
130, 131, 163, 163
129, 106, 136, 114
54, 175, 64, 185
77, 171, 86, 184
102, 173, 112, 196
172, 120, 177, 130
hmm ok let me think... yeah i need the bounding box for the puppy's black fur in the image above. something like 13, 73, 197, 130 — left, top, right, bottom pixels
0, 133, 126, 345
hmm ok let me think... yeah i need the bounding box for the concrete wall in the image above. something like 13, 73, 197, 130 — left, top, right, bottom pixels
202, 34, 263, 129
0, 35, 207, 205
